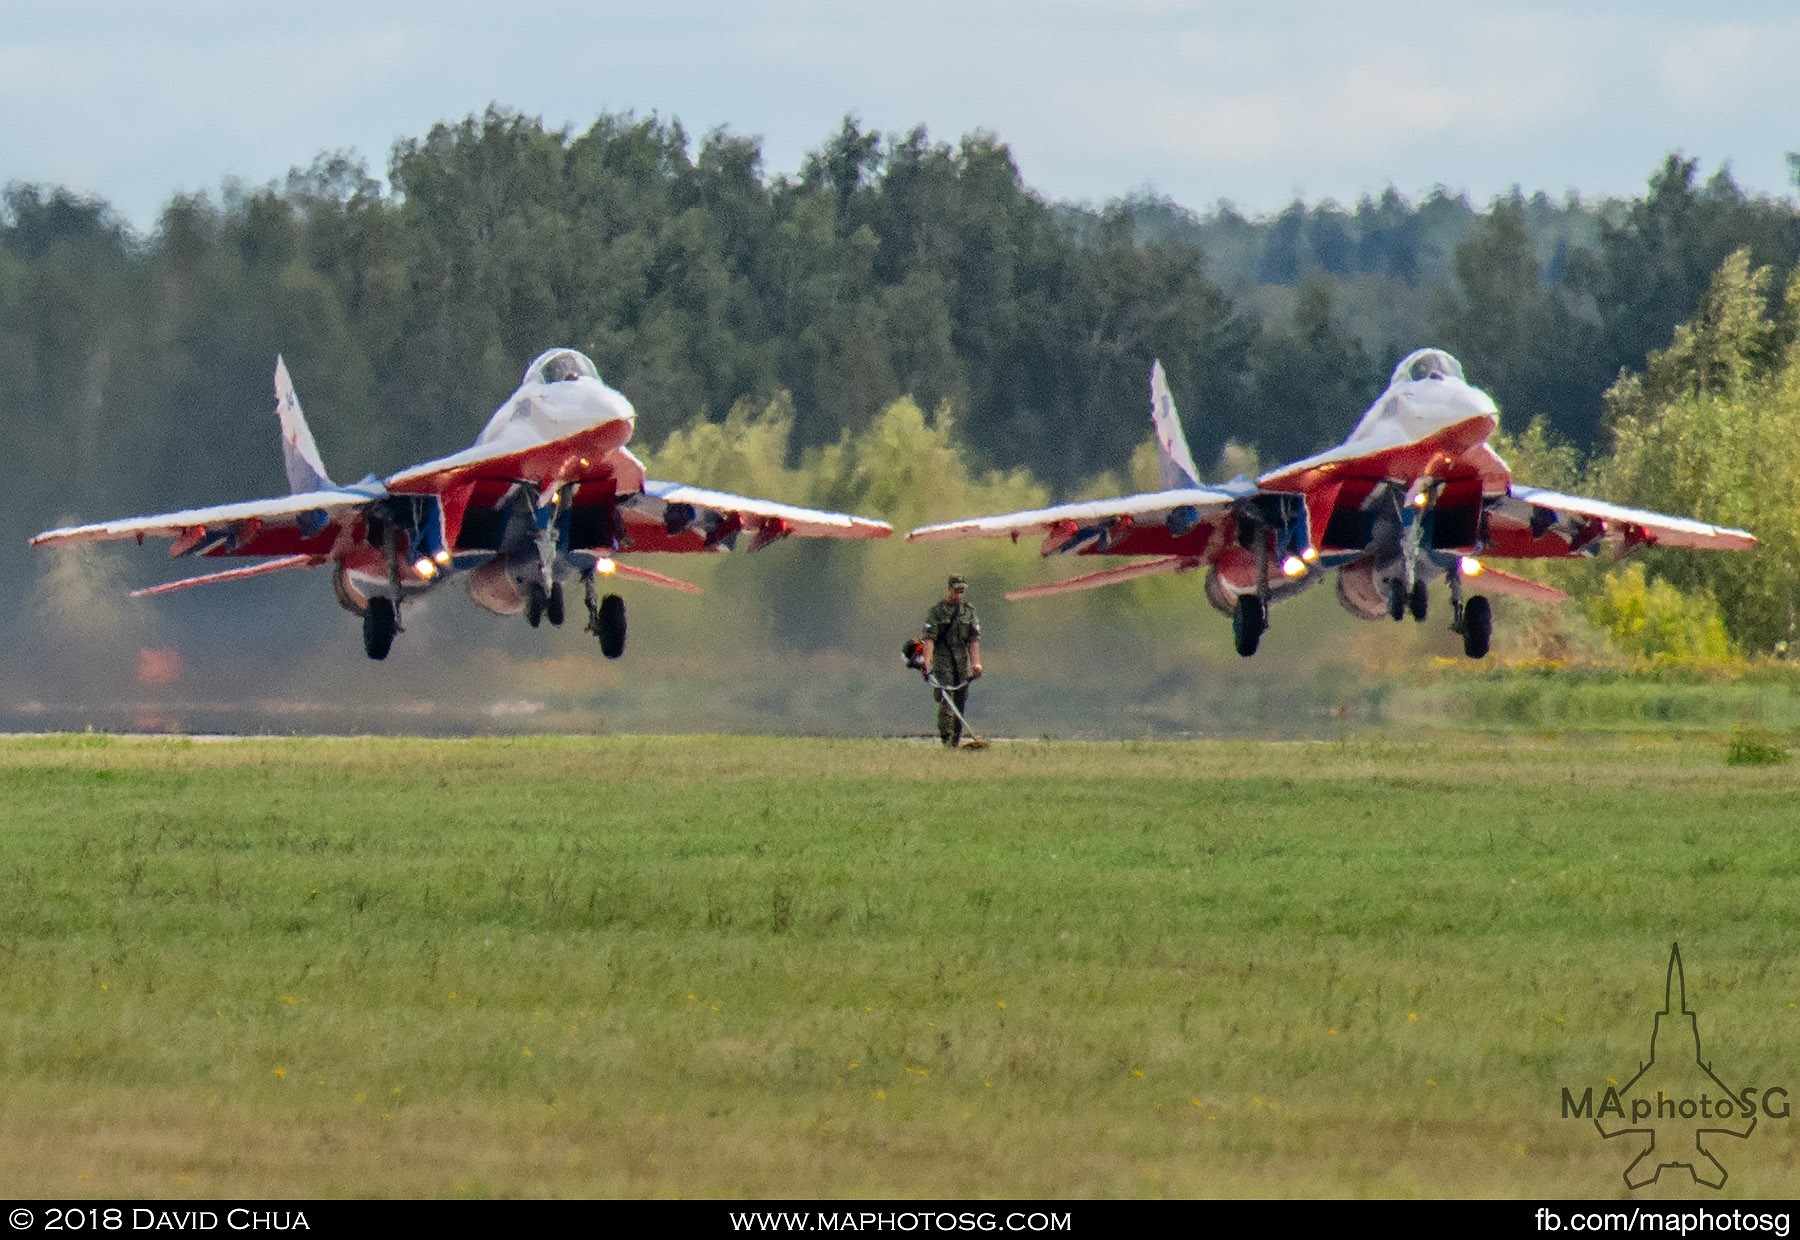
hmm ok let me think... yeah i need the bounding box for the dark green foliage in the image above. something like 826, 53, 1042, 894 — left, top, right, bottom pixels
1727, 725, 1788, 765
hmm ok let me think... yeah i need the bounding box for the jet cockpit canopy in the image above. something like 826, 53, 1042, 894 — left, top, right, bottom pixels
1391, 348, 1465, 387
527, 348, 601, 386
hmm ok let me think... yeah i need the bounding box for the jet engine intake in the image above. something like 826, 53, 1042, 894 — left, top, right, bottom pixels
1334, 558, 1393, 621
465, 558, 525, 615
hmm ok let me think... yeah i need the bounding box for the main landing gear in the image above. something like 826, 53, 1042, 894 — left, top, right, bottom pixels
343, 536, 405, 662
1232, 594, 1266, 657
1445, 569, 1492, 659
363, 596, 397, 660
584, 577, 627, 659
1459, 595, 1492, 659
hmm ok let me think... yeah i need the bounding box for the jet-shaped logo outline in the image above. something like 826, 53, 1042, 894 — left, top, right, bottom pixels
1595, 943, 1756, 1189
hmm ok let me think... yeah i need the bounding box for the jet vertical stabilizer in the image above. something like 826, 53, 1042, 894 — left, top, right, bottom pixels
1150, 360, 1201, 488
274, 355, 335, 494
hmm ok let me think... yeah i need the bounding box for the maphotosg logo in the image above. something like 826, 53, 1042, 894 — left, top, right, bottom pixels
1561, 943, 1790, 1189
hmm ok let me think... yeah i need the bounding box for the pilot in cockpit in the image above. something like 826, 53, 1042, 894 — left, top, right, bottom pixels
1403, 350, 1462, 383
530, 349, 601, 385
541, 353, 587, 382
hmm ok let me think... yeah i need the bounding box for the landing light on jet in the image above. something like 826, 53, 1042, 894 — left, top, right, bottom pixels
433, 548, 451, 566
1460, 556, 1484, 577
596, 556, 617, 576
413, 556, 438, 579
1281, 555, 1307, 578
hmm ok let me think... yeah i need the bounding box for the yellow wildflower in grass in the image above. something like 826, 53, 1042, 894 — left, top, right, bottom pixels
874, 1090, 887, 1101
1408, 1011, 1418, 1022
522, 1048, 533, 1058
272, 1067, 285, 1078
1131, 1069, 1144, 1078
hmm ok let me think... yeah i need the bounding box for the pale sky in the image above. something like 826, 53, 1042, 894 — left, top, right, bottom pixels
6, 1, 1800, 233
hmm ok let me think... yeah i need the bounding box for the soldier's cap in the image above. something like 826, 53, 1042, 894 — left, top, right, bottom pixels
948, 575, 968, 589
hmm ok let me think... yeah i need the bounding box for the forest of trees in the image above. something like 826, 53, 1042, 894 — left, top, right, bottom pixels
7, 106, 1800, 680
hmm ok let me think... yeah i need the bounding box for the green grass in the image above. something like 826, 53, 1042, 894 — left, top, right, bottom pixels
2, 732, 1798, 1198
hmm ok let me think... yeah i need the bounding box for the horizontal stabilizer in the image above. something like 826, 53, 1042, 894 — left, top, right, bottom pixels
1465, 565, 1569, 604
599, 560, 704, 594
129, 554, 322, 597
1006, 555, 1203, 601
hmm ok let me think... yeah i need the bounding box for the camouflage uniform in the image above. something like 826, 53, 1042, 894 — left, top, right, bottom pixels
922, 596, 981, 745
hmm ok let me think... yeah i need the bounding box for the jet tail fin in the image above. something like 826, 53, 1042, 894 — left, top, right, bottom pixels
274, 356, 335, 493
1150, 360, 1201, 488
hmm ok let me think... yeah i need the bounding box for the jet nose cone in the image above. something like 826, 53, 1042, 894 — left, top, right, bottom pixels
1463, 385, 1499, 417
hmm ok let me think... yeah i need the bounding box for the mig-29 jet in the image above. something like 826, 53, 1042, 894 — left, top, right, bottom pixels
32, 348, 892, 660
907, 349, 1754, 658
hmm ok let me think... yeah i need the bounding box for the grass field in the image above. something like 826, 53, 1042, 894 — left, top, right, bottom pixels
2, 730, 1797, 1199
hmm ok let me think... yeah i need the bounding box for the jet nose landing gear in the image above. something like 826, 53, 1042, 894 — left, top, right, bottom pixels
523, 580, 567, 628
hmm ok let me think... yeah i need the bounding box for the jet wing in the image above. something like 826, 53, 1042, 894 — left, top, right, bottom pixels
613, 480, 892, 553
1488, 486, 1757, 556
907, 485, 1247, 555
29, 486, 379, 558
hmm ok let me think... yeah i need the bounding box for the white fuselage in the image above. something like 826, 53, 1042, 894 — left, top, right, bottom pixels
475, 374, 638, 450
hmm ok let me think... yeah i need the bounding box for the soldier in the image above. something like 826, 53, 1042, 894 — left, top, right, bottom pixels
918, 574, 983, 747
